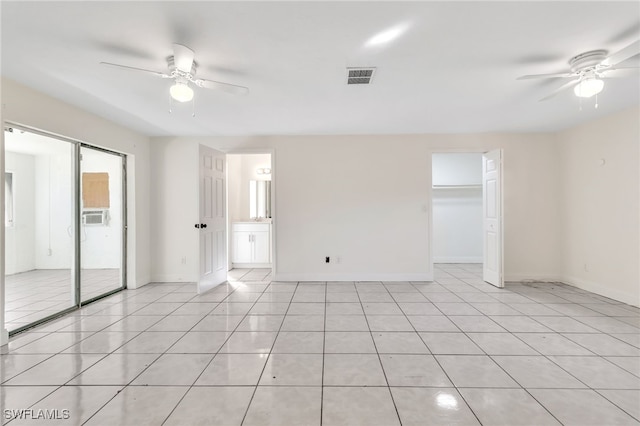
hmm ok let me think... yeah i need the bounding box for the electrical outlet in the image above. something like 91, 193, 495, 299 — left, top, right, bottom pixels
181, 256, 187, 265
47, 248, 52, 256
325, 256, 330, 263
336, 256, 341, 264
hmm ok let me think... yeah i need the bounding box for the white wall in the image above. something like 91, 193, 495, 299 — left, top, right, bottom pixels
5, 152, 36, 275
558, 107, 640, 306
432, 153, 482, 186
150, 133, 562, 282
33, 152, 73, 270
149, 139, 199, 282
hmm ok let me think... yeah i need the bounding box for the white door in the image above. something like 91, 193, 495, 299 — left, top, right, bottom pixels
198, 145, 227, 294
482, 149, 503, 287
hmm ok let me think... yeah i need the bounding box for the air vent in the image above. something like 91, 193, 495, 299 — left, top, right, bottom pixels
347, 67, 375, 85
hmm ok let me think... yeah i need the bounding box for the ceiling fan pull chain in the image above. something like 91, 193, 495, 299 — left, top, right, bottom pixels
192, 95, 196, 117
169, 95, 173, 114
594, 93, 599, 109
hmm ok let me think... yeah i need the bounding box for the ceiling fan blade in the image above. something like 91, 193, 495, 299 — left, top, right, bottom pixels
601, 67, 639, 78
539, 79, 580, 101
603, 40, 640, 67
195, 78, 249, 95
517, 71, 574, 80
100, 62, 170, 78
173, 43, 195, 73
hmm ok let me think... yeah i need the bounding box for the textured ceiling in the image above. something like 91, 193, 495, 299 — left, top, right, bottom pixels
1, 1, 639, 136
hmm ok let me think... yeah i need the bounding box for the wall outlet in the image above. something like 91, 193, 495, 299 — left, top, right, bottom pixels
325, 256, 330, 263
583, 263, 589, 272
181, 256, 187, 265
47, 248, 52, 256
335, 256, 341, 264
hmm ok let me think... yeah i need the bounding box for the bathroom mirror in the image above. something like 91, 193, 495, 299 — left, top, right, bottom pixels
249, 180, 271, 219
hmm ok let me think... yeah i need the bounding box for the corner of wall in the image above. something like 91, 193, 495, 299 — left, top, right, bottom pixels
0, 328, 8, 346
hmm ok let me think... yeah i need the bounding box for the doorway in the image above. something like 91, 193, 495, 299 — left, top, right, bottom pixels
430, 150, 503, 287
3, 125, 126, 334
227, 152, 273, 283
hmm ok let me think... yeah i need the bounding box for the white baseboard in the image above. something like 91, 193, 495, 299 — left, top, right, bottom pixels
232, 263, 272, 269
504, 273, 562, 283
149, 274, 198, 283
434, 257, 482, 264
273, 272, 434, 282
560, 275, 640, 307
504, 273, 639, 307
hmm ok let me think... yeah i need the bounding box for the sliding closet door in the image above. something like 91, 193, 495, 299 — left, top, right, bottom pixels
79, 145, 125, 302
4, 128, 77, 332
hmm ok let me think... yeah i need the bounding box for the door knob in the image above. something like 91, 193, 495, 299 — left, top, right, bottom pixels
194, 224, 200, 229
201, 223, 207, 228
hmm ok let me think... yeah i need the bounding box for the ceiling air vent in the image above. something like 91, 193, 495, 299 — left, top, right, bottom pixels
347, 67, 375, 85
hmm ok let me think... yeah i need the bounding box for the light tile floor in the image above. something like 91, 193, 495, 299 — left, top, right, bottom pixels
5, 269, 122, 331
1, 264, 639, 425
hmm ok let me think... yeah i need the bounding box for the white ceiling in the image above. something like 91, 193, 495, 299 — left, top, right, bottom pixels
2, 1, 639, 137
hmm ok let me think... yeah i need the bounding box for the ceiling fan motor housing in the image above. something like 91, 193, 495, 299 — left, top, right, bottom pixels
167, 56, 197, 78
569, 50, 608, 73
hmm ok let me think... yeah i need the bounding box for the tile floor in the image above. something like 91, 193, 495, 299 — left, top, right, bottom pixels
5, 269, 122, 331
1, 264, 639, 425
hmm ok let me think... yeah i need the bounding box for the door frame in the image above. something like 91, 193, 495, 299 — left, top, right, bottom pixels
222, 148, 277, 279
428, 148, 504, 285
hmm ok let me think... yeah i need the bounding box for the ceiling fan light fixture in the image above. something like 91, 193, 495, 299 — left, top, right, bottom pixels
573, 78, 604, 98
170, 82, 194, 102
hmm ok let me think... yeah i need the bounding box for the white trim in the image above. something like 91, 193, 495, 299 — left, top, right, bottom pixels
233, 263, 272, 269
0, 328, 8, 346
150, 274, 198, 283
273, 272, 434, 282
434, 257, 482, 264
560, 275, 640, 307
504, 274, 562, 283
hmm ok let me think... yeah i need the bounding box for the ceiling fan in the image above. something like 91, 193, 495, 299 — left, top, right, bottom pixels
517, 39, 640, 102
101, 43, 249, 103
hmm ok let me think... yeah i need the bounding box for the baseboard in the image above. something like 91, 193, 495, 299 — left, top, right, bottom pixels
434, 257, 482, 263
504, 273, 639, 307
149, 274, 198, 283
272, 272, 434, 282
560, 275, 640, 307
504, 273, 563, 283
232, 263, 272, 269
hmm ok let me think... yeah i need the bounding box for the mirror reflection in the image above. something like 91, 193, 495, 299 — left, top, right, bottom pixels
250, 180, 271, 219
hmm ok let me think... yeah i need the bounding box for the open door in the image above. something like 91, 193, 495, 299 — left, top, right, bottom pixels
482, 149, 503, 287
198, 145, 227, 294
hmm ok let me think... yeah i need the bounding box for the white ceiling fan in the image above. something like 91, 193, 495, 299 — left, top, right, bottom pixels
517, 39, 640, 102
101, 43, 249, 103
